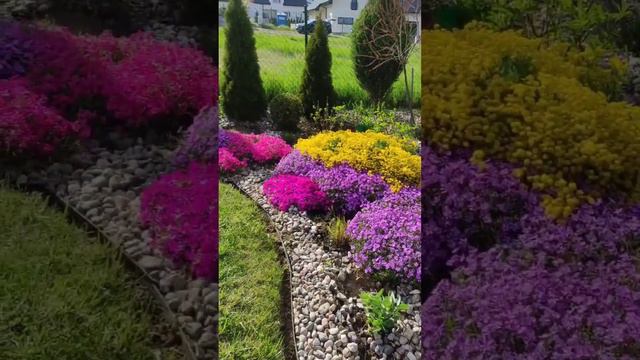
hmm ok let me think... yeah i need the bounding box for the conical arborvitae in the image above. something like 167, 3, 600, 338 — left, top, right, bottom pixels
300, 15, 335, 118
352, 0, 410, 104
221, 0, 266, 122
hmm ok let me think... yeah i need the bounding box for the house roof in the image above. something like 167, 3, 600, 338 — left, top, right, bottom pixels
283, 0, 306, 6
309, 0, 331, 10
252, 0, 271, 4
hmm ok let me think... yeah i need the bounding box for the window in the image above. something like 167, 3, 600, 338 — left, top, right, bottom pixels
337, 17, 354, 25
351, 0, 357, 10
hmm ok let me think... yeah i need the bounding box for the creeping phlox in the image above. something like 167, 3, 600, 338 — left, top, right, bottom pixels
218, 129, 292, 173
0, 21, 216, 158
295, 130, 420, 192
140, 163, 218, 280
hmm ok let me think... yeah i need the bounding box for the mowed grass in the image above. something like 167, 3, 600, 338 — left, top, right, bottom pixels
218, 182, 285, 360
219, 28, 421, 108
0, 186, 160, 360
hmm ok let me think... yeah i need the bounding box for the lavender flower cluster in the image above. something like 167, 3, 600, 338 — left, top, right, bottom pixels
275, 150, 390, 217
422, 253, 640, 359
347, 188, 421, 282
421, 145, 540, 280
0, 21, 33, 79
422, 143, 640, 357
173, 105, 218, 168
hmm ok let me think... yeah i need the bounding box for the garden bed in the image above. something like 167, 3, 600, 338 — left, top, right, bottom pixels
218, 126, 421, 360
2, 135, 218, 359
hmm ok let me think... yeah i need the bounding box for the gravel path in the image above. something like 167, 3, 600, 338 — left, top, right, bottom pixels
226, 166, 421, 360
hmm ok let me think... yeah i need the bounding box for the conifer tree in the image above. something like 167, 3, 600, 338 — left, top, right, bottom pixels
300, 15, 335, 118
221, 0, 266, 121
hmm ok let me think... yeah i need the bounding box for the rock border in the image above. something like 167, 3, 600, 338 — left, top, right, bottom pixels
2, 140, 218, 360
225, 166, 421, 360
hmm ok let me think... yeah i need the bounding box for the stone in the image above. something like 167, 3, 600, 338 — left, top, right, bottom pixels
137, 255, 163, 270
198, 332, 216, 348
184, 322, 203, 338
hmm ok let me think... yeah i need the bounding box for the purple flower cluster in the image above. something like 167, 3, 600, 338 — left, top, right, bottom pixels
173, 106, 218, 168
263, 174, 330, 212
422, 143, 640, 357
0, 21, 33, 79
347, 188, 421, 282
275, 151, 390, 217
140, 163, 218, 280
421, 145, 540, 279
422, 252, 640, 359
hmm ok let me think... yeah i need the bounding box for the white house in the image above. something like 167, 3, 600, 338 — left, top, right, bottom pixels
219, 0, 307, 26
308, 0, 419, 34
307, 0, 366, 34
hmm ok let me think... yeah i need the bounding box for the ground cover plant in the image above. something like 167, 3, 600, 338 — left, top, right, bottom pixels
422, 25, 640, 218
0, 21, 216, 160
421, 19, 640, 357
218, 129, 292, 174
264, 130, 421, 283
218, 29, 420, 108
0, 186, 167, 359
295, 130, 420, 191
218, 182, 285, 359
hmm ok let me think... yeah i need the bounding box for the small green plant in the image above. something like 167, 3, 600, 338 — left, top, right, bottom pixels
360, 290, 409, 334
328, 217, 349, 248
270, 93, 303, 130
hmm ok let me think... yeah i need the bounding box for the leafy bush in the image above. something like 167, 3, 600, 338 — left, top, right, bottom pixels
275, 150, 390, 216
263, 174, 330, 212
328, 217, 349, 248
456, 0, 632, 50
140, 163, 218, 280
352, 0, 410, 103
221, 0, 267, 121
422, 27, 640, 217
269, 93, 302, 131
174, 106, 218, 168
361, 290, 409, 335
300, 15, 335, 117
347, 188, 420, 281
0, 21, 33, 79
0, 79, 89, 157
295, 130, 420, 191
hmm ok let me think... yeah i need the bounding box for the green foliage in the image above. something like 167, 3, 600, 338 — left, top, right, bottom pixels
360, 290, 409, 334
310, 104, 418, 139
457, 0, 632, 49
269, 93, 303, 131
0, 186, 163, 359
221, 0, 267, 122
328, 216, 349, 248
219, 183, 285, 358
352, 0, 413, 103
300, 15, 335, 118
422, 27, 640, 218
218, 29, 421, 108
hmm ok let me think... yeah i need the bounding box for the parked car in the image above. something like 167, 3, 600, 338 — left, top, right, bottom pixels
296, 19, 332, 35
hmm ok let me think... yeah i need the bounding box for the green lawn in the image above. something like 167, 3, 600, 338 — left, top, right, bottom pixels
219, 28, 421, 108
0, 186, 165, 360
218, 182, 285, 360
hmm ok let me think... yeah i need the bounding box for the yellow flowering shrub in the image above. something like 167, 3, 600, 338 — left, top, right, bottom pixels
422, 27, 640, 217
295, 130, 420, 191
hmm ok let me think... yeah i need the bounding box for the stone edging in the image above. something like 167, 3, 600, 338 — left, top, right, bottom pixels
225, 166, 422, 360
